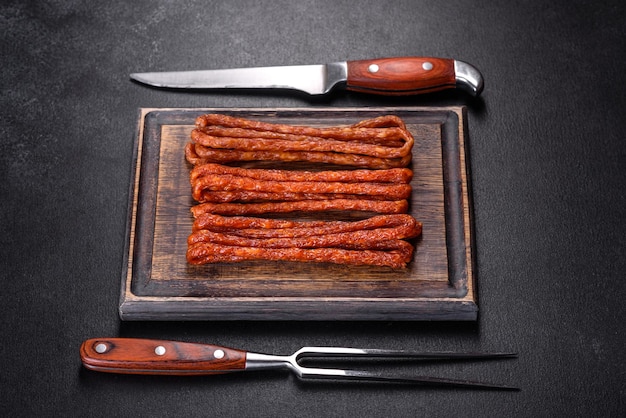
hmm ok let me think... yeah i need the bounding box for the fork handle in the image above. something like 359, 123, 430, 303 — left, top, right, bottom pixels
80, 338, 247, 375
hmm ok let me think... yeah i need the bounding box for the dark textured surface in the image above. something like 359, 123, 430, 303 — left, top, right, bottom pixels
1, 1, 625, 416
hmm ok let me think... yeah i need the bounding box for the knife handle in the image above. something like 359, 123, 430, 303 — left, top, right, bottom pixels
80, 338, 247, 375
346, 57, 456, 96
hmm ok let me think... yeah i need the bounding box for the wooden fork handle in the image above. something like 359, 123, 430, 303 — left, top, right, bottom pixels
80, 338, 247, 375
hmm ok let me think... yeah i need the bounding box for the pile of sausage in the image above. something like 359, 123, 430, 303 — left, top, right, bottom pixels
185, 113, 422, 268
189, 163, 412, 216
185, 113, 413, 169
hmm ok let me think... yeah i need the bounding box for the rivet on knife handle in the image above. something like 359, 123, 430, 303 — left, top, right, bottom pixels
80, 338, 247, 375
346, 57, 483, 96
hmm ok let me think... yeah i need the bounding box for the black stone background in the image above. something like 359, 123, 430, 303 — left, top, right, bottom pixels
1, 1, 625, 416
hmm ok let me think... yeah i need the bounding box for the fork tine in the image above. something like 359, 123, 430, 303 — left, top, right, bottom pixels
296, 347, 517, 360
357, 350, 518, 360
298, 368, 519, 390
292, 348, 518, 390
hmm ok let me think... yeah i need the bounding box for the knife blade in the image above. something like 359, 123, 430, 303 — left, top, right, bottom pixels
130, 57, 483, 97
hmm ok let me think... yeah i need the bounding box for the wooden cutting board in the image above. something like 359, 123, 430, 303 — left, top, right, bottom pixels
119, 107, 477, 320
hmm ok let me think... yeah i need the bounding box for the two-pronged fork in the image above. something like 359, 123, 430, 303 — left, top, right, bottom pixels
81, 338, 517, 390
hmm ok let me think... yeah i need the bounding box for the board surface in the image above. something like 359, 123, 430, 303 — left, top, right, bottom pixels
119, 107, 477, 320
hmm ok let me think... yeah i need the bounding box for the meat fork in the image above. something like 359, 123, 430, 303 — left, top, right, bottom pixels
80, 338, 518, 390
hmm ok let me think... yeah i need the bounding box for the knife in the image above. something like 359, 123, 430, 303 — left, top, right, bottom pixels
130, 57, 484, 97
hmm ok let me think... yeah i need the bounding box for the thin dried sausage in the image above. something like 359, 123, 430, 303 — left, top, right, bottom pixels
188, 143, 411, 168
188, 228, 420, 250
191, 199, 409, 217
192, 213, 419, 237
191, 175, 411, 202
190, 163, 413, 184
187, 242, 413, 268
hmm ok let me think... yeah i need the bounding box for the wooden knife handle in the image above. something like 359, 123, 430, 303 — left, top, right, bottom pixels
346, 57, 456, 95
80, 338, 247, 375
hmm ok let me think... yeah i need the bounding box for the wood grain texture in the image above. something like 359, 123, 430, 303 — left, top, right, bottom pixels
119, 107, 476, 320
347, 57, 456, 95
80, 338, 247, 375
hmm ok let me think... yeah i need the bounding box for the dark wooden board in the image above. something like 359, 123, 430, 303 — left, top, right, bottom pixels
119, 107, 477, 320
